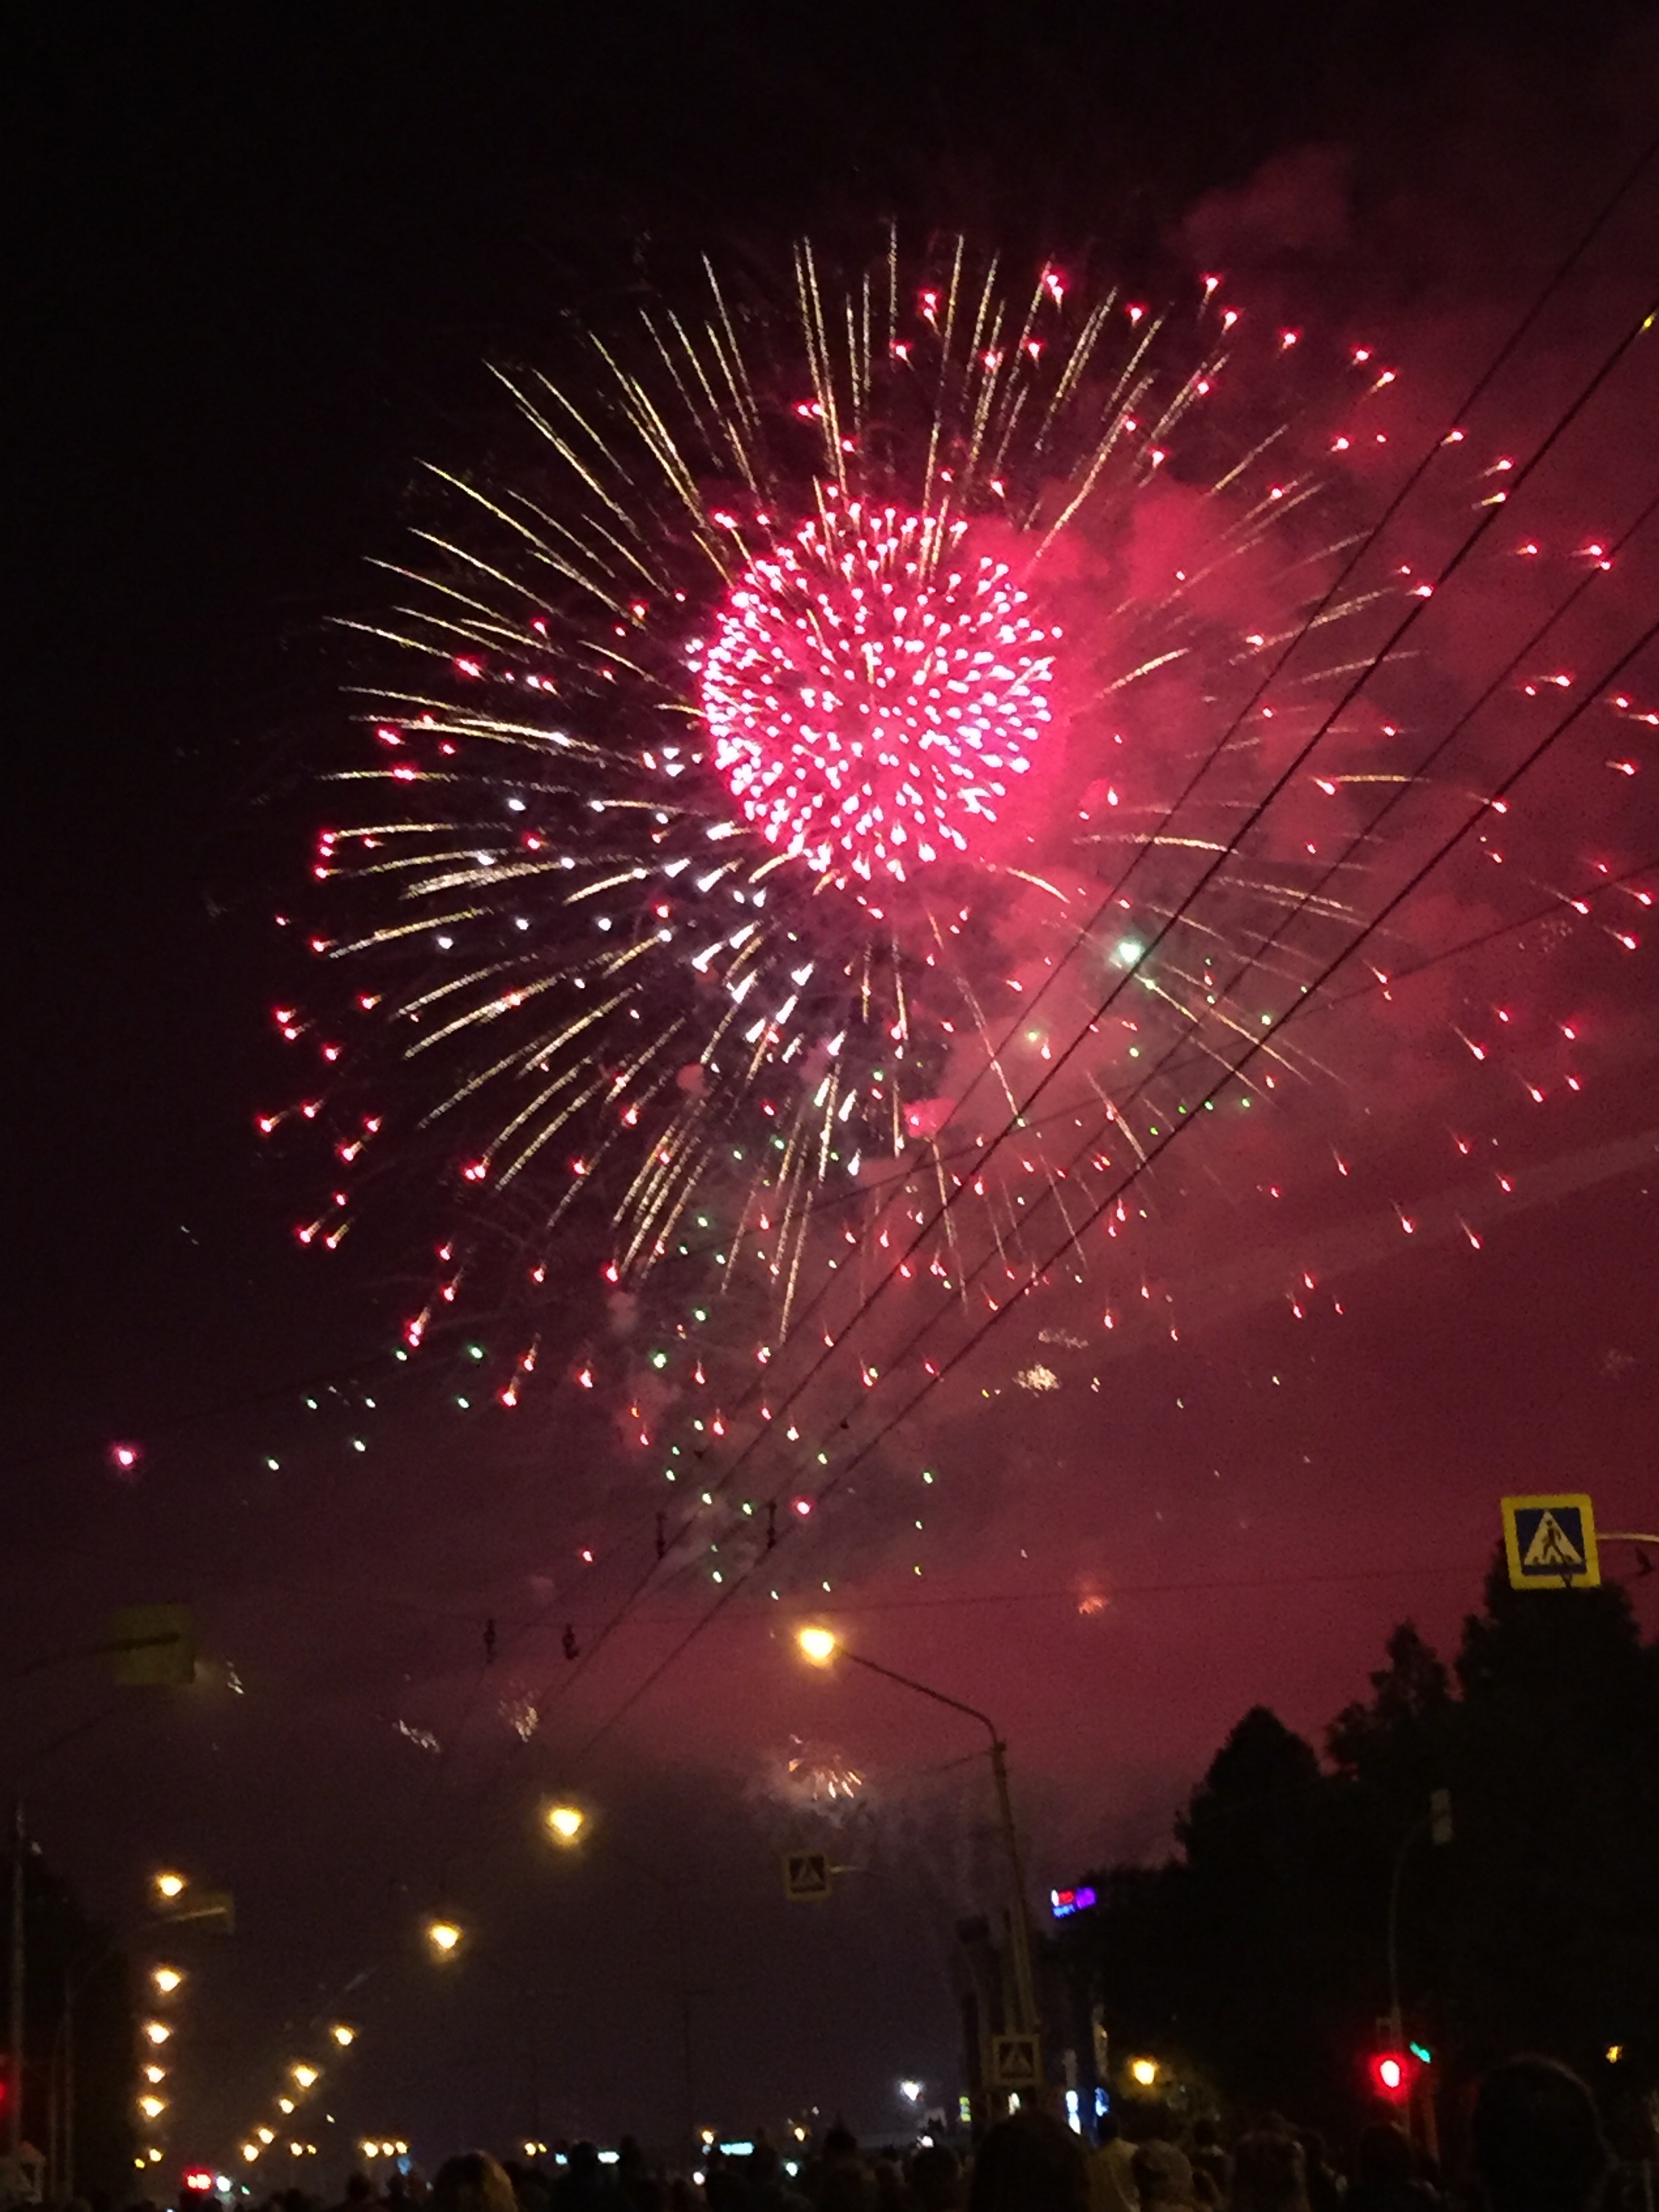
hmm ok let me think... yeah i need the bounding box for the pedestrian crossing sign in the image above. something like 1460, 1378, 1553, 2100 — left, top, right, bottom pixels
783, 1849, 832, 1901
990, 2034, 1042, 2091
1502, 1494, 1599, 1590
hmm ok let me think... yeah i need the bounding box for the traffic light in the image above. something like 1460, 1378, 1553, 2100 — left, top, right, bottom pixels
181, 2167, 216, 2202
1369, 2051, 1412, 2101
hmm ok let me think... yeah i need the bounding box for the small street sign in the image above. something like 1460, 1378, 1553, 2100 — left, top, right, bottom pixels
1501, 1495, 1600, 1591
108, 1605, 197, 1686
990, 2033, 1043, 2091
782, 1849, 832, 1902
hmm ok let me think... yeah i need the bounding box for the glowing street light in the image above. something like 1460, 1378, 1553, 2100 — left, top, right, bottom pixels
138, 2096, 167, 2121
142, 2064, 166, 2085
330, 2024, 356, 2048
899, 2080, 924, 2104
152, 1966, 184, 1995
796, 1626, 839, 1666
153, 1872, 186, 1902
289, 2062, 319, 2091
276, 2098, 295, 2116
543, 1803, 586, 1845
142, 2021, 171, 2046
1129, 2057, 1159, 2088
256, 2131, 275, 2146
425, 1917, 463, 1959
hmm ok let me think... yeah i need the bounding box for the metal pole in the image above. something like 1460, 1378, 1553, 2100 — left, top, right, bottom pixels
1387, 1818, 1427, 2150
9, 1805, 24, 2160
669, 1892, 695, 2163
990, 1739, 1038, 2036
61, 1976, 73, 2202
840, 1650, 1040, 2035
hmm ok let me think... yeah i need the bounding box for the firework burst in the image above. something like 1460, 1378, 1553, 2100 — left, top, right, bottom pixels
272, 234, 1639, 1412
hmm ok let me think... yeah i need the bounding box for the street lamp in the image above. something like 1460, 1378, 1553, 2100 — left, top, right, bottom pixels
137, 2097, 166, 2121
1129, 2058, 1159, 2089
141, 2021, 171, 2047
152, 1872, 186, 1903
792, 1624, 1038, 2035
330, 2024, 356, 2048
543, 1803, 586, 1844
151, 1967, 183, 1996
289, 2062, 319, 2091
425, 1916, 464, 1959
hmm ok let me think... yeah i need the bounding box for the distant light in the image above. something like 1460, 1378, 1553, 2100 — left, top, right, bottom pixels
1129, 2057, 1158, 2087
1050, 1885, 1098, 1919
152, 1966, 183, 1994
1607, 2044, 1624, 2064
154, 1871, 186, 1900
142, 2021, 171, 2045
1112, 939, 1145, 967
544, 1803, 586, 1844
798, 1626, 838, 1666
331, 2024, 356, 2047
426, 1917, 463, 1957
899, 2081, 924, 2104
290, 2062, 319, 2089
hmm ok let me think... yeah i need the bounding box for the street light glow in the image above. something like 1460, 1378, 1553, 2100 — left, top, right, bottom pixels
330, 2024, 356, 2047
899, 2080, 924, 2104
797, 1626, 839, 1666
152, 1966, 183, 1994
544, 1803, 586, 1843
290, 2062, 319, 2090
153, 1872, 186, 1900
256, 2131, 274, 2146
276, 2098, 295, 2115
142, 2021, 171, 2045
1129, 2057, 1159, 2087
426, 1917, 463, 1957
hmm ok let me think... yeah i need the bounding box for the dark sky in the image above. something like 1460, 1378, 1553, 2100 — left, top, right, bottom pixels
9, 0, 1659, 2173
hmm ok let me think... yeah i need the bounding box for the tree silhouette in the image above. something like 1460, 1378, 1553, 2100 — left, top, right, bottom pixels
1070, 1558, 1659, 2133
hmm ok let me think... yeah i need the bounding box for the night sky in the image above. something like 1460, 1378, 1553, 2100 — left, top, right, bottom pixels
9, 0, 1659, 2170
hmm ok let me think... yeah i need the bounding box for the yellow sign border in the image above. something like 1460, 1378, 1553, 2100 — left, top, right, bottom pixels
1501, 1494, 1600, 1590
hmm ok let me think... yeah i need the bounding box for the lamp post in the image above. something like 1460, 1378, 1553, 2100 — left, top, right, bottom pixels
796, 1628, 1038, 2036
542, 1801, 698, 2158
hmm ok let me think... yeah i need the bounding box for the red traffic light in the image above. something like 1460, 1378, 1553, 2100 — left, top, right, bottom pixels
1369, 2051, 1411, 2100
182, 2170, 216, 2195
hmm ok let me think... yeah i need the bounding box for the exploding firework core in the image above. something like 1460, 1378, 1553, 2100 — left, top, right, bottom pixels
699, 497, 1057, 886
